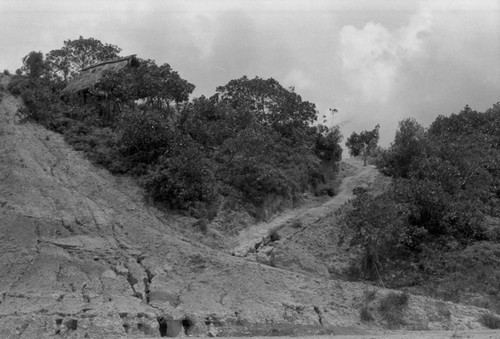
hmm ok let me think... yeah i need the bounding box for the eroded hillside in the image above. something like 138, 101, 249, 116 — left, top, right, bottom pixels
0, 75, 495, 338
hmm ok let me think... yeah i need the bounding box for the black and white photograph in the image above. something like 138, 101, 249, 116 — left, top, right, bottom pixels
0, 0, 499, 338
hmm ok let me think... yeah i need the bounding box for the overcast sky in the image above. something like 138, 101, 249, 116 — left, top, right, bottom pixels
1, 0, 499, 145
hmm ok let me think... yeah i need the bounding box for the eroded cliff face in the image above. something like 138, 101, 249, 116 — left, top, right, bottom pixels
0, 75, 490, 338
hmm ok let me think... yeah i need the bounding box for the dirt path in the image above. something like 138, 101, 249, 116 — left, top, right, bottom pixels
231, 157, 380, 257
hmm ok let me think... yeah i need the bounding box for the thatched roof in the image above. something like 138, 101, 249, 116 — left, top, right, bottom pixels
61, 55, 139, 96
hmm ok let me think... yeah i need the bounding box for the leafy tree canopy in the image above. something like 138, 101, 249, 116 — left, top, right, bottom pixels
46, 36, 121, 81
347, 103, 500, 283
313, 124, 343, 163
20, 51, 47, 79
97, 58, 195, 109
216, 76, 318, 142
381, 118, 426, 178
345, 124, 380, 165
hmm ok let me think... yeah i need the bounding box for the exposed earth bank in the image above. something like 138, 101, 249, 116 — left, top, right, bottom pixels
0, 75, 496, 338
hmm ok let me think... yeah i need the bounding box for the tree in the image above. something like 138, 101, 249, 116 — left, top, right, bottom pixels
314, 124, 343, 162
345, 124, 380, 165
144, 135, 217, 209
338, 190, 409, 280
216, 76, 318, 142
382, 118, 427, 178
179, 96, 250, 149
46, 36, 121, 81
133, 59, 195, 108
425, 105, 500, 214
20, 51, 48, 79
118, 109, 173, 165
97, 58, 195, 109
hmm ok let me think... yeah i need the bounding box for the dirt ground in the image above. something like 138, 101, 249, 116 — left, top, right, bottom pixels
205, 331, 500, 339
0, 74, 496, 338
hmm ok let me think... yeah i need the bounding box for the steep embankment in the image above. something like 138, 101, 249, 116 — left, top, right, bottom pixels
0, 75, 494, 338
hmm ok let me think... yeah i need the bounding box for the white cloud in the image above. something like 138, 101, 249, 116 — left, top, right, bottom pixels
339, 5, 432, 103
186, 14, 217, 59
283, 69, 313, 91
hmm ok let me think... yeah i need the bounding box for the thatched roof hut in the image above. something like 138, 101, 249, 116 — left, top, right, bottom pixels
61, 54, 140, 97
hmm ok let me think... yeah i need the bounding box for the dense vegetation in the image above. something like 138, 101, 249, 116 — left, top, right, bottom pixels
345, 124, 380, 166
7, 37, 342, 221
339, 105, 500, 311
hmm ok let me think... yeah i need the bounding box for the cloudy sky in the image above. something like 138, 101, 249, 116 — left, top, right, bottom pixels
1, 0, 499, 145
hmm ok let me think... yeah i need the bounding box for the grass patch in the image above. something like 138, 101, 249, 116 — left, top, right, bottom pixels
379, 292, 409, 329
480, 313, 500, 329
360, 305, 374, 322
359, 290, 377, 323
400, 242, 500, 313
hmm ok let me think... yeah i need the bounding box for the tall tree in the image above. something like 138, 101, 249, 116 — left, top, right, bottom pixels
20, 51, 47, 79
345, 124, 380, 165
46, 36, 121, 81
97, 58, 195, 110
314, 124, 343, 163
388, 118, 427, 178
216, 76, 318, 142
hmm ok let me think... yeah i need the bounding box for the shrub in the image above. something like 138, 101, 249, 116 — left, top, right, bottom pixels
3, 69, 10, 75
6, 75, 29, 96
360, 290, 377, 322
337, 191, 409, 280
224, 161, 299, 208
344, 262, 363, 281
143, 137, 217, 209
314, 182, 338, 197
359, 305, 375, 322
480, 313, 500, 329
269, 229, 280, 241
11, 78, 68, 124
379, 118, 426, 178
379, 292, 409, 328
417, 242, 500, 311
360, 305, 374, 322
46, 116, 77, 134
119, 108, 173, 164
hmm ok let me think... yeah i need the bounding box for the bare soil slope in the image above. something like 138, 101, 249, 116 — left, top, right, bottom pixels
0, 75, 494, 338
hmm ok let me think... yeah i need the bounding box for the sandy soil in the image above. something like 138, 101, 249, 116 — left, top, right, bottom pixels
0, 74, 495, 338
